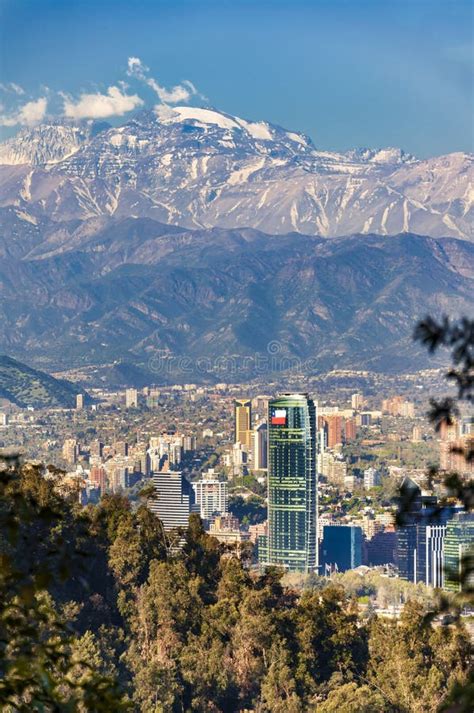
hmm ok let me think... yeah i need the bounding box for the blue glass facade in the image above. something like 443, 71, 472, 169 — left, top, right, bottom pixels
322, 525, 363, 572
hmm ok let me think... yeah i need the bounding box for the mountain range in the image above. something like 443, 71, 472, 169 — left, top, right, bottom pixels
0, 106, 472, 384
0, 107, 472, 240
0, 214, 472, 381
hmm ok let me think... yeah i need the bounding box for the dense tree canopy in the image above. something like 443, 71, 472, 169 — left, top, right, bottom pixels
0, 454, 471, 712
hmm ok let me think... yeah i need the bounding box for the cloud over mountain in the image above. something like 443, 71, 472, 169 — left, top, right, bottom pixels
127, 56, 199, 105
0, 96, 48, 127
62, 85, 144, 119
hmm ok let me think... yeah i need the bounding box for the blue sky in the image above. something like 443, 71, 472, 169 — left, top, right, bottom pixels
0, 0, 472, 156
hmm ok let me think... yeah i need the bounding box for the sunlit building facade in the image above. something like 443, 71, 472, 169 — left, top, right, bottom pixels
234, 398, 252, 448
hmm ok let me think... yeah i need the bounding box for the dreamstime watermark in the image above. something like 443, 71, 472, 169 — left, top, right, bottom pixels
147, 340, 320, 378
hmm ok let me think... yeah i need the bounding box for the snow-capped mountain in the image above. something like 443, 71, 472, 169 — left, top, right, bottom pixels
0, 120, 111, 166
0, 106, 472, 239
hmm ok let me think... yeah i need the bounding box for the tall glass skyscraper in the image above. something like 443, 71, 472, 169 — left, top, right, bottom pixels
444, 513, 474, 592
266, 393, 317, 572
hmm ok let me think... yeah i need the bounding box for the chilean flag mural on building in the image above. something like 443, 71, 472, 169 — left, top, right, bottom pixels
271, 408, 287, 426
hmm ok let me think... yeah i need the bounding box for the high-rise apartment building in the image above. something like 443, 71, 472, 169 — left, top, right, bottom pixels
192, 469, 228, 520
76, 394, 84, 410
148, 470, 195, 531
125, 388, 138, 408
351, 393, 364, 410
62, 438, 78, 464
266, 393, 317, 572
363, 467, 380, 490
90, 439, 104, 459
114, 440, 129, 457
444, 513, 474, 592
89, 465, 107, 493
344, 418, 357, 442
319, 415, 343, 449
234, 398, 252, 448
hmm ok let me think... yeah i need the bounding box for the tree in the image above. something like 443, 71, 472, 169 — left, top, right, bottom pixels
294, 585, 368, 699
367, 601, 471, 713
315, 681, 388, 713
258, 638, 303, 712
0, 455, 127, 711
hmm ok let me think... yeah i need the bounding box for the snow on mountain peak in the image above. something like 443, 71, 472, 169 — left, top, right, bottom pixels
162, 106, 241, 131
157, 105, 286, 143
0, 105, 471, 240
0, 121, 109, 166
348, 147, 417, 165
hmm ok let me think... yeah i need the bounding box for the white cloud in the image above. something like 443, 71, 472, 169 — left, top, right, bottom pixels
0, 97, 48, 127
127, 56, 198, 104
0, 82, 25, 95
62, 85, 144, 119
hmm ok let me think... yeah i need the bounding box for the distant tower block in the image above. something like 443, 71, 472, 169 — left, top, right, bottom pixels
125, 388, 138, 408
76, 393, 84, 410
234, 398, 252, 448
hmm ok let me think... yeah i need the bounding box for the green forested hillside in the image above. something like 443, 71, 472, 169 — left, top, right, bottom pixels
0, 354, 84, 408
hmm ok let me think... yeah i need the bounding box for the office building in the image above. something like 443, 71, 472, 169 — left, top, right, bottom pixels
125, 388, 138, 408
148, 470, 194, 531
419, 524, 446, 589
397, 477, 455, 587
266, 393, 317, 572
192, 469, 228, 519
234, 398, 252, 448
322, 525, 363, 572
366, 528, 397, 566
444, 513, 474, 593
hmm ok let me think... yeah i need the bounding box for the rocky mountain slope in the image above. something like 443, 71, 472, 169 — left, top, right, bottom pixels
0, 107, 472, 239
0, 354, 86, 408
0, 215, 472, 381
